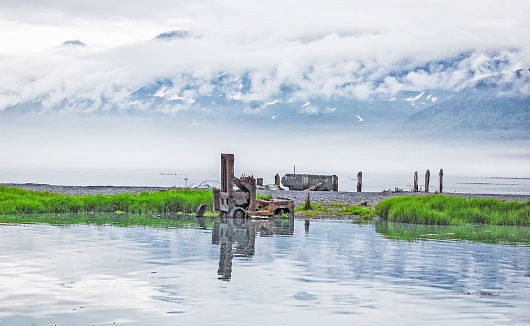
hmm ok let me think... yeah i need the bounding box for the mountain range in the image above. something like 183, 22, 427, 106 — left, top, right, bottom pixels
2, 60, 528, 139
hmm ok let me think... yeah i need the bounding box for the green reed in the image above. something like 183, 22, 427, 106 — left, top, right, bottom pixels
0, 186, 212, 215
375, 195, 529, 225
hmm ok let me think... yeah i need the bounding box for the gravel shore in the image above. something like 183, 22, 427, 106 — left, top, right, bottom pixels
2, 183, 529, 206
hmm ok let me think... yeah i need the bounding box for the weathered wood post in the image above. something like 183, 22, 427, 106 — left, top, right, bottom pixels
257, 178, 263, 186
425, 169, 430, 193
357, 172, 362, 192
439, 168, 443, 193
413, 171, 419, 192
274, 174, 280, 187
304, 192, 312, 210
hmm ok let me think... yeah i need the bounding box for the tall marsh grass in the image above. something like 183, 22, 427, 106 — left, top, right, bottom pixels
0, 186, 212, 215
375, 195, 529, 226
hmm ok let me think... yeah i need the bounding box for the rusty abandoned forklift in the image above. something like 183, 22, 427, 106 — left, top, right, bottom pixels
213, 154, 295, 218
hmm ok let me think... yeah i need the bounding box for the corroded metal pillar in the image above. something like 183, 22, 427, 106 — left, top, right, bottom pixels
221, 153, 234, 195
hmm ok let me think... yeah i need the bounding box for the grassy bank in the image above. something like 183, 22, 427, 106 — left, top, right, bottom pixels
375, 195, 529, 226
375, 222, 530, 246
296, 201, 373, 218
0, 186, 212, 215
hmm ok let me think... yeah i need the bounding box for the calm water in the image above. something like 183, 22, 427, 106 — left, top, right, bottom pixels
1, 219, 529, 325
1, 168, 529, 194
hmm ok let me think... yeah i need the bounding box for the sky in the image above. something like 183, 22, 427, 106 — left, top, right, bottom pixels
0, 0, 529, 186
0, 0, 529, 110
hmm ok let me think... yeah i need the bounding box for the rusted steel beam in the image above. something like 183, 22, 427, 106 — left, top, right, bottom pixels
221, 153, 234, 195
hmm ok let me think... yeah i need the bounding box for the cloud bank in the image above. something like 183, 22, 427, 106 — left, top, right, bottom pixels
1, 0, 529, 112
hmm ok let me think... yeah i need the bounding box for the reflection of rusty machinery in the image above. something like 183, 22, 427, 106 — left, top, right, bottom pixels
213, 154, 294, 218
213, 217, 294, 280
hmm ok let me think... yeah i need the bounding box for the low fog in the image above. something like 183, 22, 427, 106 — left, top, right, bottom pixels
1, 113, 528, 188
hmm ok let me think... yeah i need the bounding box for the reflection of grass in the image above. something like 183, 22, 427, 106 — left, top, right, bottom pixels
296, 201, 373, 218
375, 222, 530, 246
0, 186, 212, 214
375, 195, 529, 225
0, 212, 217, 228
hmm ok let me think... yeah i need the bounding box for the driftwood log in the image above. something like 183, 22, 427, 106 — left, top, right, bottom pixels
307, 182, 324, 191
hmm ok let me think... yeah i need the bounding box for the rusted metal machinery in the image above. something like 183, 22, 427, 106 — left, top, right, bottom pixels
213, 154, 295, 218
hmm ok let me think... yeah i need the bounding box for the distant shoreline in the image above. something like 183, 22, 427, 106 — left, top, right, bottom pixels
2, 183, 529, 207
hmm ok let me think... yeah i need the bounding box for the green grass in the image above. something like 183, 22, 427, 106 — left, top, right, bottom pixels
375, 195, 530, 226
375, 222, 530, 246
0, 212, 216, 228
0, 186, 212, 215
257, 193, 274, 200
296, 201, 373, 218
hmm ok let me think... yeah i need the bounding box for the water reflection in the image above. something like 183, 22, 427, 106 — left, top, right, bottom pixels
375, 222, 530, 246
212, 217, 294, 280
1, 220, 529, 325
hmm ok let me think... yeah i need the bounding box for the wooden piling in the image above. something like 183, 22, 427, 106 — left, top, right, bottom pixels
274, 174, 280, 186
304, 192, 312, 210
425, 169, 430, 193
413, 171, 419, 192
439, 169, 443, 193
357, 172, 362, 192
257, 178, 263, 186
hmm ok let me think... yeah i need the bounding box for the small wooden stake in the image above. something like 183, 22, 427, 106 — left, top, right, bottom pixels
304, 192, 312, 210
357, 171, 363, 192
274, 174, 280, 186
439, 169, 444, 193
414, 171, 419, 192
425, 169, 430, 193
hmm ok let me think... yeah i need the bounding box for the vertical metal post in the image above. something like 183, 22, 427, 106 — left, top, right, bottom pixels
221, 153, 234, 195
248, 177, 257, 211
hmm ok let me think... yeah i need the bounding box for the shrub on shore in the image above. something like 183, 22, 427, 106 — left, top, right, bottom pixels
296, 201, 373, 218
375, 195, 530, 226
0, 186, 212, 215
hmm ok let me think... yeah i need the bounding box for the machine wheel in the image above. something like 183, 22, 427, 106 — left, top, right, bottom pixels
229, 207, 247, 218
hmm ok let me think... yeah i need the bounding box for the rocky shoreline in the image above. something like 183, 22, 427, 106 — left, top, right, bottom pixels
2, 183, 529, 206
